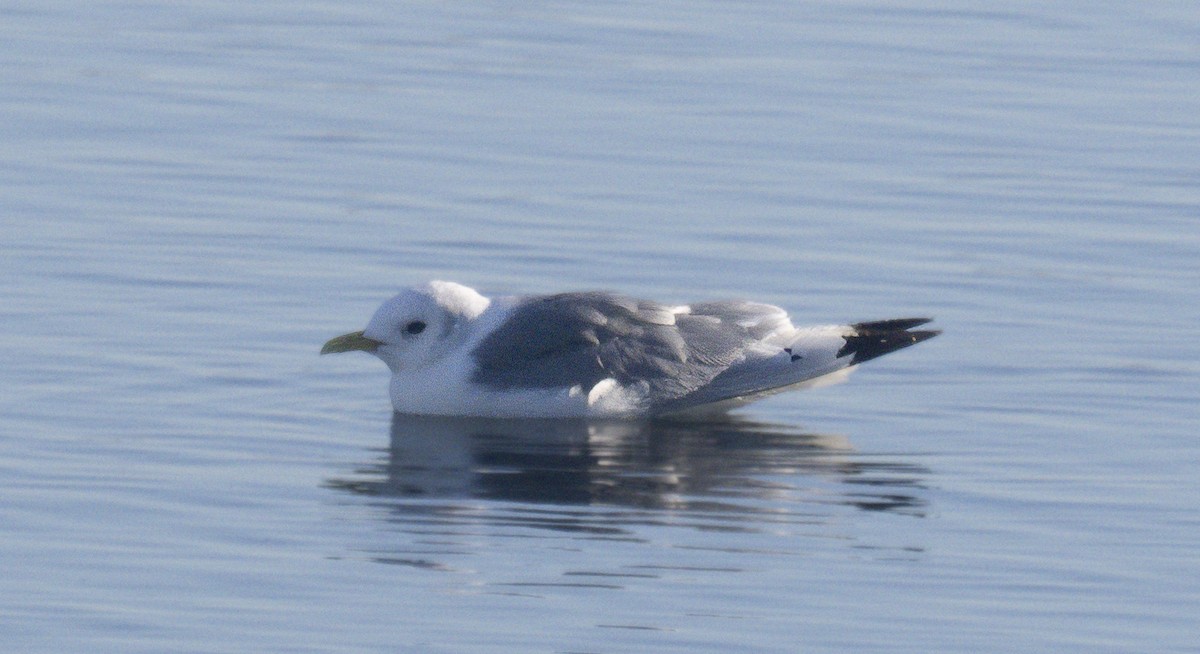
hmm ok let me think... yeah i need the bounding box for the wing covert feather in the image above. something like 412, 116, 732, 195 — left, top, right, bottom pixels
470, 293, 762, 395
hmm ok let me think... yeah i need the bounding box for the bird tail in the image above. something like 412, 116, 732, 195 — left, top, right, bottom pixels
657, 318, 939, 416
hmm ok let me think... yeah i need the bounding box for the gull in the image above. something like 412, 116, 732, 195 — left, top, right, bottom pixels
321, 281, 938, 418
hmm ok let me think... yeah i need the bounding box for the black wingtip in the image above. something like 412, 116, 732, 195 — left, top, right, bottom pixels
837, 318, 939, 365
851, 317, 933, 332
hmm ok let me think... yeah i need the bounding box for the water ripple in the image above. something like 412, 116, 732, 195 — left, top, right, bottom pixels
325, 414, 930, 560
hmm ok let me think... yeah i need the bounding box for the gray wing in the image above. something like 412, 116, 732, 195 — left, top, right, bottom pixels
657, 317, 941, 415
469, 292, 777, 399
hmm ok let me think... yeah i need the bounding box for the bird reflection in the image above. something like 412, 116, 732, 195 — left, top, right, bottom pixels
325, 414, 929, 526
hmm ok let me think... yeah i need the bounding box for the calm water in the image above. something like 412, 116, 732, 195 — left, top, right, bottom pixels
3, 1, 1198, 652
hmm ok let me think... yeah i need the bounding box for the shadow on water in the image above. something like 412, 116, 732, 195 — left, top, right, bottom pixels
324, 414, 930, 546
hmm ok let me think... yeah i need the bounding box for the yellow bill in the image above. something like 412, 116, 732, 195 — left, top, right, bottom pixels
320, 331, 381, 355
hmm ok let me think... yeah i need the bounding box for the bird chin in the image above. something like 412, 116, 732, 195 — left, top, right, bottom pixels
372, 347, 404, 373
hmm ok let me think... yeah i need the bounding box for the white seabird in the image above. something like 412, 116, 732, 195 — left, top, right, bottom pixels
321, 281, 938, 418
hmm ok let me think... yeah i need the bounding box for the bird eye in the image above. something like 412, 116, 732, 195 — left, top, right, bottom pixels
404, 320, 427, 335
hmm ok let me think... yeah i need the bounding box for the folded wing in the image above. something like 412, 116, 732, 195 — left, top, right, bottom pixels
470, 291, 938, 415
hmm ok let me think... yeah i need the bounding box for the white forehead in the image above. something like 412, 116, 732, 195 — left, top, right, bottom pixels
371, 281, 490, 325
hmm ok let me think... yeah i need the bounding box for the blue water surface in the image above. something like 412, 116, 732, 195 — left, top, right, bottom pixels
2, 2, 1198, 652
